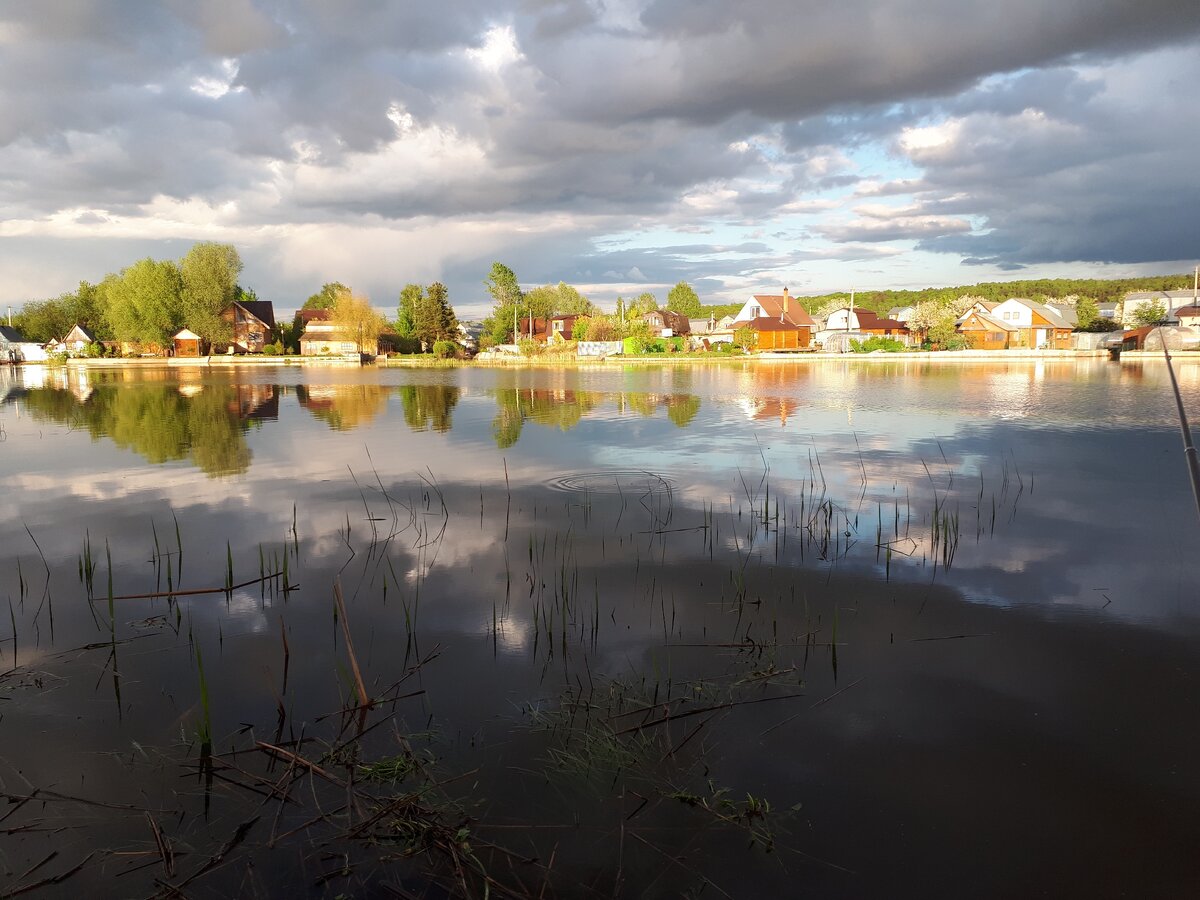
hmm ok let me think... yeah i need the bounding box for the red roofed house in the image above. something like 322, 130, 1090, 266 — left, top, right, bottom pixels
731, 287, 816, 351
825, 307, 911, 340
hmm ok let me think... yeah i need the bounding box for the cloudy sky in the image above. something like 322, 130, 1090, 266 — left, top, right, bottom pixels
2, 1, 1198, 317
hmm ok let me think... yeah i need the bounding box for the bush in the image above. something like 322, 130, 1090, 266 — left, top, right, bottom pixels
518, 337, 543, 357
850, 337, 907, 353
432, 339, 458, 359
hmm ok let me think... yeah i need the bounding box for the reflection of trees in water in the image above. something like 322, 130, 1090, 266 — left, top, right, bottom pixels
490, 388, 601, 448
490, 387, 701, 447
398, 384, 459, 433
19, 384, 254, 476
296, 384, 390, 431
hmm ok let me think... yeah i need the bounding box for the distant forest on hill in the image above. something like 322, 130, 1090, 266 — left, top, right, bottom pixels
702, 273, 1195, 318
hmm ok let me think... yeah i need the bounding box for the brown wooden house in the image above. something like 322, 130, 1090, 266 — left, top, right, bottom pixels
957, 309, 1018, 349
221, 300, 276, 353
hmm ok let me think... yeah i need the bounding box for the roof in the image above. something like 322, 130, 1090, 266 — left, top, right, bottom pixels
750, 294, 816, 327
846, 307, 908, 331
1176, 305, 1200, 318
1043, 302, 1078, 327
642, 309, 691, 333
235, 300, 276, 329
1003, 297, 1073, 329
297, 308, 331, 323
63, 323, 96, 342
1124, 290, 1199, 301
746, 316, 809, 332
960, 309, 1017, 332
174, 328, 202, 340
0, 325, 24, 342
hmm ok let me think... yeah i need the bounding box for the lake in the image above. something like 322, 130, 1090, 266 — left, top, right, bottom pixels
1, 358, 1198, 898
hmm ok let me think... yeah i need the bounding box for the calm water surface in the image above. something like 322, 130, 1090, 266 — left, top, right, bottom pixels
1, 359, 1198, 898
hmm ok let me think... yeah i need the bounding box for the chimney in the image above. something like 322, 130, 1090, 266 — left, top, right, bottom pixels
781, 286, 789, 323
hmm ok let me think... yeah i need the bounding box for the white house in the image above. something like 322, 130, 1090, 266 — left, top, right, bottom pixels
1122, 290, 1200, 325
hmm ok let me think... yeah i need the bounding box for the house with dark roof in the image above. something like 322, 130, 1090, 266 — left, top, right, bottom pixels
221, 300, 276, 353
642, 309, 690, 337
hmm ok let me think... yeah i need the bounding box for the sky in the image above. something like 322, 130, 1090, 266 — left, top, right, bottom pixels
1, 1, 1198, 319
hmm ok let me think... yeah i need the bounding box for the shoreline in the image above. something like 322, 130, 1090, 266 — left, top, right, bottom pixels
14, 348, 1193, 371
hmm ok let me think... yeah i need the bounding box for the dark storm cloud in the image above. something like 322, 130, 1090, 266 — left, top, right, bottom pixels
0, 0, 1197, 305
907, 50, 1200, 265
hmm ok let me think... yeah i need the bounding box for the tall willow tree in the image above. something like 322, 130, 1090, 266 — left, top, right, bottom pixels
180, 242, 242, 350
103, 259, 184, 346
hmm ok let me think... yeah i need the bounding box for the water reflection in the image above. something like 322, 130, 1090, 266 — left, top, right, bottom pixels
11, 380, 259, 476
398, 383, 459, 433
491, 387, 602, 448
296, 383, 390, 431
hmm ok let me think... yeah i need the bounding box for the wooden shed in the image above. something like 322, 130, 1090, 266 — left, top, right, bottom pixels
173, 328, 202, 358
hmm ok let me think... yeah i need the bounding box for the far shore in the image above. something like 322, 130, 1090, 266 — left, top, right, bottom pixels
19, 347, 1193, 370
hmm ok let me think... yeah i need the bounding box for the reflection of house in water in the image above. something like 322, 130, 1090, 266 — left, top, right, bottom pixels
735, 396, 798, 426
228, 383, 279, 421
296, 384, 389, 430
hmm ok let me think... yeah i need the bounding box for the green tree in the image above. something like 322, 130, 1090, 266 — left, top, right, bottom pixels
103, 258, 184, 347
180, 242, 242, 350
667, 281, 701, 317
630, 292, 658, 315
303, 282, 350, 310
411, 282, 458, 348
483, 262, 523, 344
396, 283, 423, 337
1130, 299, 1169, 327
1075, 296, 1099, 329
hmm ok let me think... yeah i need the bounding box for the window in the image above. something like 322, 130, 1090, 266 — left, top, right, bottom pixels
750, 305, 761, 318
552, 320, 564, 333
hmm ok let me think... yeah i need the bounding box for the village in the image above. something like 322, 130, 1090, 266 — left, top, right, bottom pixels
3, 284, 1199, 364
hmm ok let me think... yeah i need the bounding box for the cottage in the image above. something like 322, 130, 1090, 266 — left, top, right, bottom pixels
642, 309, 691, 337
57, 324, 97, 356
515, 315, 579, 342
299, 309, 383, 356
824, 307, 911, 339
987, 298, 1073, 349
730, 287, 816, 351
956, 308, 1018, 349
221, 300, 276, 353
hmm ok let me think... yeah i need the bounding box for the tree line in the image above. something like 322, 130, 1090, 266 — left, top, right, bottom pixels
12, 242, 247, 349
479, 262, 702, 346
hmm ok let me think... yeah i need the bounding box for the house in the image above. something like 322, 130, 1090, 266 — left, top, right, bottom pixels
298, 309, 383, 355
1097, 301, 1119, 320
1121, 290, 1200, 325
988, 298, 1074, 348
642, 309, 690, 337
730, 287, 816, 351
888, 305, 916, 323
55, 324, 96, 356
824, 307, 911, 342
956, 308, 1019, 349
0, 325, 50, 362
299, 310, 342, 355
1, 325, 23, 362
173, 328, 202, 357
221, 300, 276, 353
515, 315, 579, 342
